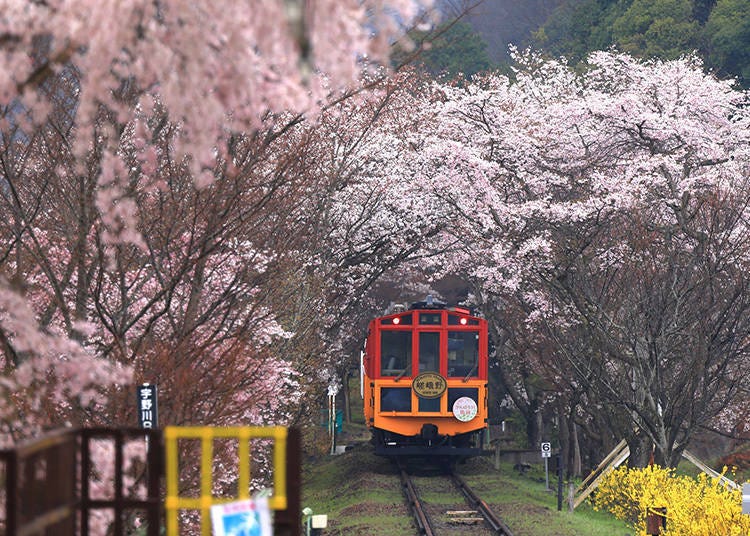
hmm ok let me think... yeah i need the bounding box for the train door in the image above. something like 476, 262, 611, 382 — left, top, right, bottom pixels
418, 331, 440, 374
417, 331, 442, 413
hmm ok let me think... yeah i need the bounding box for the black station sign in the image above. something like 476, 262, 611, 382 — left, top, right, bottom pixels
137, 383, 158, 428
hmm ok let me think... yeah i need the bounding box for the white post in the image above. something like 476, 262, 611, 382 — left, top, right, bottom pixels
360, 350, 365, 400
328, 383, 339, 455
329, 392, 335, 455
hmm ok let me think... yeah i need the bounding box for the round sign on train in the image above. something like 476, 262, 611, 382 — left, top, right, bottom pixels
452, 397, 478, 422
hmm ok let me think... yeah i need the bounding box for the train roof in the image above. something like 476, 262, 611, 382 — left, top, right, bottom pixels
382, 295, 477, 317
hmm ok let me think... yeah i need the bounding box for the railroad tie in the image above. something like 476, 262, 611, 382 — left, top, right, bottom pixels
446, 510, 484, 524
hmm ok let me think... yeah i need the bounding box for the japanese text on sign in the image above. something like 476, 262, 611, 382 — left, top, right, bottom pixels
138, 383, 158, 428
412, 372, 447, 399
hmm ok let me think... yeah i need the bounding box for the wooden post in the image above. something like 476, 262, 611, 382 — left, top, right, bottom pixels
568, 482, 575, 512
556, 454, 563, 511
274, 427, 302, 536
146, 428, 163, 536
646, 507, 666, 535
572, 440, 630, 509
5, 450, 17, 536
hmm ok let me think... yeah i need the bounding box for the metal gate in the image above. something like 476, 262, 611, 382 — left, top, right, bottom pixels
0, 427, 162, 536
0, 426, 300, 535
164, 426, 300, 536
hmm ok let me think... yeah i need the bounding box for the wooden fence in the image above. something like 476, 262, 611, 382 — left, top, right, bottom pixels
0, 426, 300, 536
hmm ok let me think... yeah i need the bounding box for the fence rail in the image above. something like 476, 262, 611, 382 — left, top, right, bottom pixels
0, 426, 300, 536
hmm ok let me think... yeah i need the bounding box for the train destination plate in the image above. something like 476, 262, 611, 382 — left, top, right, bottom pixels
452, 397, 478, 422
412, 372, 447, 399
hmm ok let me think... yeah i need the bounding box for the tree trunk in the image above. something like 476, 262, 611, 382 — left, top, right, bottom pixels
627, 434, 653, 468
571, 421, 582, 477
557, 406, 570, 478
342, 371, 351, 424
525, 406, 542, 449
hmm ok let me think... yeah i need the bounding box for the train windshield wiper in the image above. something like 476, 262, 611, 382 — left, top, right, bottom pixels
394, 368, 408, 381
463, 363, 478, 382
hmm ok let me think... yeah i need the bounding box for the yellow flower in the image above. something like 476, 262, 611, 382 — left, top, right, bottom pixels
589, 465, 750, 535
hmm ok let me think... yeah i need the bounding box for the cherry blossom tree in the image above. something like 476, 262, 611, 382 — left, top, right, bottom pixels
2, 1, 435, 171
0, 0, 439, 446
385, 50, 750, 467
261, 68, 456, 418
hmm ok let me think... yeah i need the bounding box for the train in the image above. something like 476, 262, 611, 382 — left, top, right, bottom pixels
361, 297, 489, 457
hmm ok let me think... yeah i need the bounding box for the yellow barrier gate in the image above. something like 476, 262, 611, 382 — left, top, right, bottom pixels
164, 425, 299, 536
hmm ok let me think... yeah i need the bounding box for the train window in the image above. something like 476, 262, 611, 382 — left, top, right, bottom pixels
448, 314, 463, 325
448, 314, 479, 325
381, 314, 412, 325
419, 313, 441, 325
380, 387, 411, 412
380, 331, 412, 376
418, 398, 441, 412
448, 314, 480, 325
447, 331, 479, 379
418, 332, 440, 373
448, 387, 478, 407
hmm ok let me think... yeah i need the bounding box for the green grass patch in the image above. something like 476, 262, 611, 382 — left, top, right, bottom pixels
302, 437, 631, 536
460, 457, 631, 536
302, 444, 410, 536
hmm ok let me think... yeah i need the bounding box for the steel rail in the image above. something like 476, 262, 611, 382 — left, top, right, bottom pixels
450, 471, 514, 536
397, 460, 436, 536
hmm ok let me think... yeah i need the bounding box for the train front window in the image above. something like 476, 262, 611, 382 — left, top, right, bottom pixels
419, 313, 441, 325
418, 332, 440, 373
380, 331, 412, 376
447, 331, 479, 379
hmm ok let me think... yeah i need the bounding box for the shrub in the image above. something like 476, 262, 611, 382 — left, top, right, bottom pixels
590, 465, 750, 535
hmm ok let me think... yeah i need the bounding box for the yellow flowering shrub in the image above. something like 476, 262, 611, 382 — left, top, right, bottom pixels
589, 465, 750, 535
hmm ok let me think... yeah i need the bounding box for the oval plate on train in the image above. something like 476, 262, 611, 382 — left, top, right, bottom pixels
412, 372, 447, 399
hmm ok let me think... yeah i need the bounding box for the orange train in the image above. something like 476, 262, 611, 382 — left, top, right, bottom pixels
361, 298, 489, 457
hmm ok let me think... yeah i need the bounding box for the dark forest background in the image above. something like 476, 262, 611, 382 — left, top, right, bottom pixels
419, 0, 749, 86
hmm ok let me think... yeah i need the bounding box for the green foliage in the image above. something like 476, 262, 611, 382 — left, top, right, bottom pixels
529, 0, 750, 86
498, 412, 533, 449
396, 21, 494, 79
537, 0, 701, 62
693, 0, 717, 23
610, 0, 701, 59
704, 0, 750, 84
532, 0, 623, 62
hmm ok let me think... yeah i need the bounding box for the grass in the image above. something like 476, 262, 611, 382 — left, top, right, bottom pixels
459, 458, 632, 535
302, 443, 412, 535
302, 438, 632, 536
309, 379, 750, 534
302, 376, 632, 534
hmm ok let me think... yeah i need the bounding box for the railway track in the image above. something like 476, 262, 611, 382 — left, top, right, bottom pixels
396, 459, 514, 536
